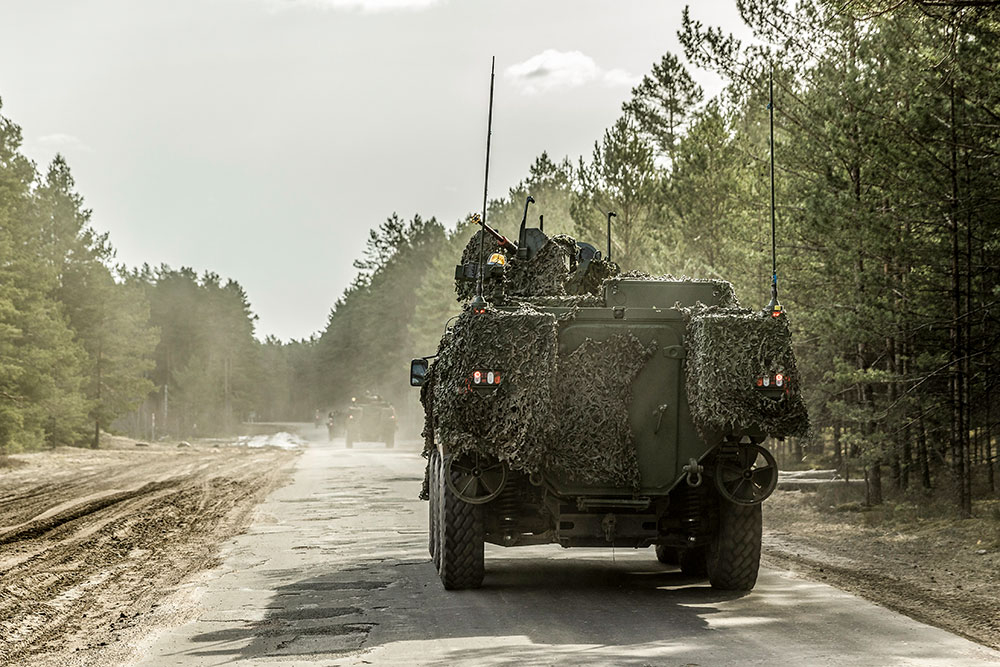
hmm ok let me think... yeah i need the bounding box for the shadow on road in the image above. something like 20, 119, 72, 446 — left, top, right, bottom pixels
180, 551, 764, 664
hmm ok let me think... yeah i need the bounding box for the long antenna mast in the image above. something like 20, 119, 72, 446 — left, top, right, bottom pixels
473, 57, 496, 308
767, 68, 782, 317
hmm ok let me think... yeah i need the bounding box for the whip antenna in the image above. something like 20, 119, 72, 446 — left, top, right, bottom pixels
766, 68, 782, 318
473, 57, 496, 309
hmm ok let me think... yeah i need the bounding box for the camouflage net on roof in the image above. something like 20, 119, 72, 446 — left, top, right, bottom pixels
566, 258, 618, 296
455, 230, 504, 302
507, 294, 604, 308
684, 306, 809, 439
454, 230, 620, 305
506, 235, 577, 297
419, 304, 652, 489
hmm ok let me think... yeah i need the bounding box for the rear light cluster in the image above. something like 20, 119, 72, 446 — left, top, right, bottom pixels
755, 372, 790, 392
472, 369, 501, 386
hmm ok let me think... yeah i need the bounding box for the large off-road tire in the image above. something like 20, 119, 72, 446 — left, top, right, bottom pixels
429, 450, 440, 568
706, 501, 762, 591
654, 544, 678, 565
437, 455, 485, 590
385, 431, 395, 449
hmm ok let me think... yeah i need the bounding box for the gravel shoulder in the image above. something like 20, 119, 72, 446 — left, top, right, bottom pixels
0, 436, 299, 666
762, 487, 1000, 650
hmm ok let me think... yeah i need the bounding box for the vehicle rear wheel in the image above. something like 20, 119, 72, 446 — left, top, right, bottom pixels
429, 450, 440, 568
438, 454, 485, 590
706, 500, 762, 591
385, 431, 395, 448
345, 434, 354, 449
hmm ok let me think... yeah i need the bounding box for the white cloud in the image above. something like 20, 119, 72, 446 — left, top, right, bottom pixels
265, 0, 442, 12
602, 67, 641, 88
37, 133, 91, 152
504, 50, 639, 95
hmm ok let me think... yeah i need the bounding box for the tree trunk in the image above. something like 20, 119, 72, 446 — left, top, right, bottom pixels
833, 423, 842, 466
948, 67, 971, 518
869, 460, 883, 506
988, 383, 995, 493
918, 401, 932, 490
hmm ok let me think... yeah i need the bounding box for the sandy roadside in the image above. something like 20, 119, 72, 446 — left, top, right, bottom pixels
0, 435, 300, 667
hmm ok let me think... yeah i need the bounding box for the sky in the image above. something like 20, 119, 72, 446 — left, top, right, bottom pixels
0, 0, 752, 341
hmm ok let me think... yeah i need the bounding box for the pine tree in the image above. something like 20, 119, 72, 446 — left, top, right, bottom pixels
623, 52, 704, 161
573, 115, 660, 269
0, 102, 88, 451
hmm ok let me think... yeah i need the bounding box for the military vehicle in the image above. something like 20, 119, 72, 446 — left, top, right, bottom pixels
344, 395, 397, 449
409, 60, 806, 591
409, 206, 807, 591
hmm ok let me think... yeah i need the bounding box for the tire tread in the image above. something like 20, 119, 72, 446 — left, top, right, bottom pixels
438, 457, 485, 589
707, 502, 762, 591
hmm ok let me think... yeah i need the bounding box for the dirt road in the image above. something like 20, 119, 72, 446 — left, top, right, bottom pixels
127, 430, 998, 666
0, 436, 297, 666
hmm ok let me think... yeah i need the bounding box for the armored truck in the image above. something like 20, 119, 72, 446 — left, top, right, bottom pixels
344, 395, 397, 449
410, 216, 807, 591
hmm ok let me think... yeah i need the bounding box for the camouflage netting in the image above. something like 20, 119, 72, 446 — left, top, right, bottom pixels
455, 230, 505, 302
684, 305, 810, 439
565, 257, 618, 296
426, 304, 560, 471
454, 230, 621, 305
545, 333, 656, 488
506, 235, 578, 297
420, 304, 653, 489
432, 228, 808, 498
507, 294, 604, 308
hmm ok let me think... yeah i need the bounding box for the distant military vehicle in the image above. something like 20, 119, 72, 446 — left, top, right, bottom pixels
344, 395, 397, 449
409, 206, 807, 591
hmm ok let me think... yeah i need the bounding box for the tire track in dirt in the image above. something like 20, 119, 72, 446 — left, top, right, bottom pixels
0, 480, 179, 545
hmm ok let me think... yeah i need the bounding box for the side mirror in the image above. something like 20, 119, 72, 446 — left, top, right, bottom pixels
410, 358, 429, 387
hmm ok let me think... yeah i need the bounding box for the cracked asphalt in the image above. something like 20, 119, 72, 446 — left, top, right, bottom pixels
137, 429, 1000, 666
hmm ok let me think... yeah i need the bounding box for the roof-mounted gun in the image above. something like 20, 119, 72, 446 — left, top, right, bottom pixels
456, 213, 517, 284
471, 212, 519, 253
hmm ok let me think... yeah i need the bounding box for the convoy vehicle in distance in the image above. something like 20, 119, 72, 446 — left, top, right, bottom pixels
344, 395, 397, 449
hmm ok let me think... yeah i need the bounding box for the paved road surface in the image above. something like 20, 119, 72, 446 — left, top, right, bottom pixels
138, 431, 1000, 666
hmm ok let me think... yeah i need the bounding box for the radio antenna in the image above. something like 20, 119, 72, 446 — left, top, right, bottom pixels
473, 57, 496, 309
766, 68, 782, 318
